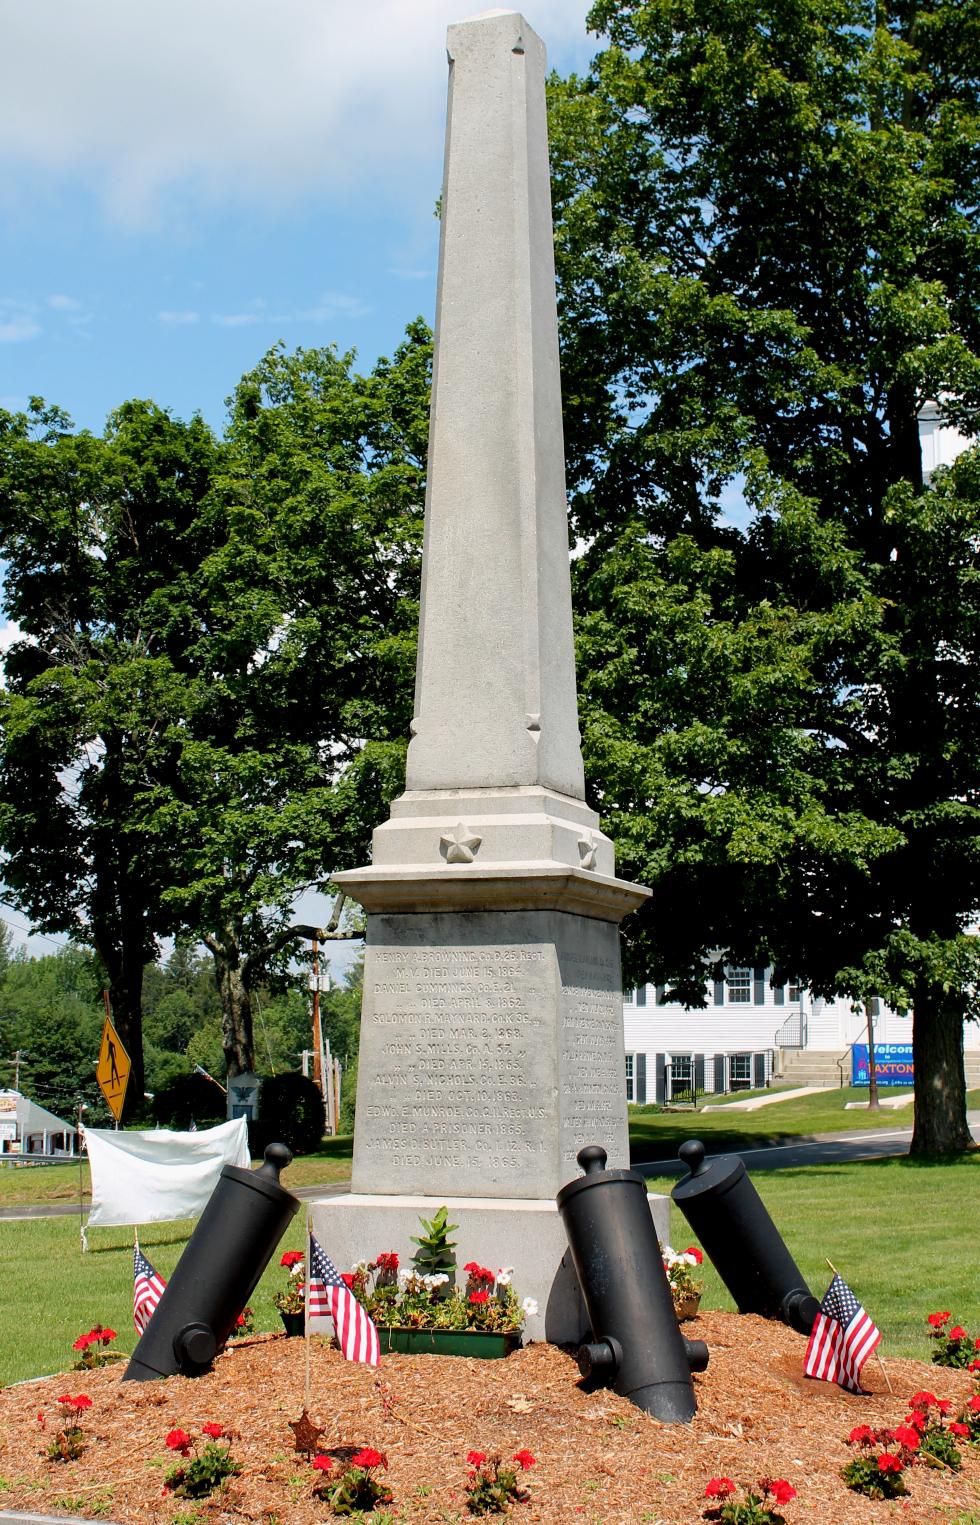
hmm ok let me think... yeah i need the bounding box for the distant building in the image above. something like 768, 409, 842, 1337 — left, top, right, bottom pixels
0, 1089, 77, 1157
622, 969, 980, 1103
919, 400, 974, 478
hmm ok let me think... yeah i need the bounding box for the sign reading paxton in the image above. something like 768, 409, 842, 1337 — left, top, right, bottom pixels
851, 1044, 914, 1087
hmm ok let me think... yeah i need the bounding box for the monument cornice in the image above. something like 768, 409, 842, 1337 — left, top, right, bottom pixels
333, 861, 650, 922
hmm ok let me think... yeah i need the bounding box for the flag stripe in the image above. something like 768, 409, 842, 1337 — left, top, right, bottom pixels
803, 1273, 880, 1394
308, 1231, 380, 1367
133, 1246, 167, 1335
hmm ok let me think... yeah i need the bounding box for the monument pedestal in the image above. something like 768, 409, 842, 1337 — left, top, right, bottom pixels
309, 1192, 669, 1345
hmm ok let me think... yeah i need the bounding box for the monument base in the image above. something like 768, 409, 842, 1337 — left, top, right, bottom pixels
308, 1191, 670, 1346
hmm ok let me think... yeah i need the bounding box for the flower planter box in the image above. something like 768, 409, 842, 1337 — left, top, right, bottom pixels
279, 1311, 305, 1337
673, 1293, 702, 1322
378, 1328, 521, 1359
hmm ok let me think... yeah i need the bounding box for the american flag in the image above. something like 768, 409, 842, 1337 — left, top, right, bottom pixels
308, 1232, 380, 1367
804, 1272, 881, 1393
133, 1246, 167, 1335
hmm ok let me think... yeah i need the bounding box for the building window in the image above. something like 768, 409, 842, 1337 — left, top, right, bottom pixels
787, 981, 802, 1003
625, 1053, 635, 1102
624, 989, 635, 1005
667, 1052, 693, 1102
726, 967, 752, 1003
730, 1053, 752, 1090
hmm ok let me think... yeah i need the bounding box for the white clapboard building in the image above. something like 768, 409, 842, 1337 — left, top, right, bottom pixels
622, 969, 980, 1103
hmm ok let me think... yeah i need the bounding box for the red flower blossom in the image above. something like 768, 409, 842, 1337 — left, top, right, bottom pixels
466, 1450, 486, 1467
904, 1410, 928, 1433
376, 1252, 399, 1271
340, 1273, 355, 1287
975, 1338, 980, 1350
927, 1312, 951, 1328
950, 1421, 970, 1437
949, 1326, 967, 1341
95, 1327, 116, 1344
280, 1250, 304, 1268
58, 1393, 92, 1411
351, 1447, 387, 1469
704, 1478, 737, 1498
469, 1289, 490, 1304
71, 1333, 92, 1351
463, 1261, 480, 1273
909, 1391, 938, 1409
848, 1425, 875, 1444
891, 1425, 920, 1450
166, 1428, 192, 1454
969, 1359, 980, 1372
936, 1399, 951, 1414
36, 1412, 45, 1428
312, 1454, 334, 1472
769, 1480, 796, 1505
513, 1449, 536, 1470
202, 1422, 224, 1439
877, 1454, 903, 1474
969, 1396, 980, 1412
684, 1246, 704, 1264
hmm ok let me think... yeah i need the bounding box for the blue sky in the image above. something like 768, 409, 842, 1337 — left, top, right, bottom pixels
0, 1, 597, 436
0, 2, 597, 959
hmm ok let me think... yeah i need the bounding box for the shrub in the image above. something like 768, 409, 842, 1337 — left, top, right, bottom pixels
152, 1073, 225, 1130
251, 1072, 325, 1156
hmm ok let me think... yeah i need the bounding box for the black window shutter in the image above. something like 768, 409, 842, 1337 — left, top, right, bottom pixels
753, 966, 766, 1004
636, 1053, 647, 1105
656, 985, 666, 1006
713, 1054, 725, 1092
753, 1052, 766, 1087
654, 1053, 666, 1104
694, 1054, 705, 1095
774, 983, 785, 1006
870, 996, 880, 1016
636, 985, 647, 1007
713, 979, 725, 1006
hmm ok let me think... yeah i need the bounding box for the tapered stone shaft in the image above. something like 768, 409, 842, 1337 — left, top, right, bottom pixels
407, 9, 584, 799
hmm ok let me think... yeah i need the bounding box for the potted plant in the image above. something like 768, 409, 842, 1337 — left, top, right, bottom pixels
347, 1212, 537, 1358
274, 1249, 307, 1335
662, 1244, 704, 1320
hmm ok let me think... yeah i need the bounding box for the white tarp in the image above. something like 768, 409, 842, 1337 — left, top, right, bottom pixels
83, 1117, 249, 1230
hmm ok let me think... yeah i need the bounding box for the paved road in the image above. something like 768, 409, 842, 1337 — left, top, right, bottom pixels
633, 1111, 980, 1176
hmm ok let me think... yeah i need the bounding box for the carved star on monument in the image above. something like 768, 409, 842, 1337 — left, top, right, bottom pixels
578, 833, 599, 871
440, 822, 482, 864
289, 1408, 325, 1457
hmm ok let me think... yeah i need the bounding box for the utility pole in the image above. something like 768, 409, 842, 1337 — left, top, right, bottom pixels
866, 1001, 880, 1110
13, 1050, 27, 1091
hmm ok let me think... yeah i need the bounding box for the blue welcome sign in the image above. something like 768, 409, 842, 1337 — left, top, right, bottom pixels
852, 1043, 914, 1086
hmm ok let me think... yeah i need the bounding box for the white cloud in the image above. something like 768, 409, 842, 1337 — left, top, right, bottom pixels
47, 293, 81, 311
0, 1, 595, 227
0, 620, 24, 654
0, 301, 40, 343
210, 292, 370, 327
158, 309, 200, 325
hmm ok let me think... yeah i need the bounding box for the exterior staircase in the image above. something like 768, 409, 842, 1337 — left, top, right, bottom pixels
773, 1046, 980, 1089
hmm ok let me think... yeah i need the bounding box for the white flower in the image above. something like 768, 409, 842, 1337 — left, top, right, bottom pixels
352, 1259, 371, 1274
680, 1253, 698, 1268
396, 1268, 413, 1289
426, 1272, 450, 1288
496, 1268, 513, 1287
521, 1297, 538, 1316
289, 1262, 305, 1278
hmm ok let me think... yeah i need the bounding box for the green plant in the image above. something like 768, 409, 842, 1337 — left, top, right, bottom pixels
907, 1391, 965, 1472
841, 1422, 915, 1498
958, 1393, 980, 1441
252, 1072, 326, 1156
163, 1422, 240, 1499
353, 1255, 534, 1335
45, 1394, 93, 1463
273, 1250, 306, 1315
662, 1244, 704, 1307
703, 1476, 797, 1523
926, 1312, 980, 1369
70, 1323, 122, 1370
310, 1446, 393, 1516
410, 1205, 458, 1276
464, 1450, 535, 1515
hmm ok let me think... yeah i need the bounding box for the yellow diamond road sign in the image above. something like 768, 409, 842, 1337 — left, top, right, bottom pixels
96, 1015, 131, 1122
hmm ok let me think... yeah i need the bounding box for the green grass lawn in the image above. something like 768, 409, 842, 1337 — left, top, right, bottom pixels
0, 1136, 355, 1206
645, 1153, 980, 1359
628, 1086, 980, 1161
1, 1152, 977, 1383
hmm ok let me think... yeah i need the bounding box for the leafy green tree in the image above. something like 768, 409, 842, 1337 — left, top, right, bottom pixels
0, 401, 223, 1111
550, 0, 980, 1153
0, 947, 110, 1120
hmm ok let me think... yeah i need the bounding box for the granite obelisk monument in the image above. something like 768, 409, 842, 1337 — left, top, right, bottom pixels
312, 9, 659, 1341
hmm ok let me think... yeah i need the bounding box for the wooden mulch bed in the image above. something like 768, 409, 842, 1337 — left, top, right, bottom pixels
1, 1312, 978, 1523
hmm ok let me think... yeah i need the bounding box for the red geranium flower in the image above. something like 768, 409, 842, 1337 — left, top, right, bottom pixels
769, 1481, 796, 1505
99, 1328, 117, 1343
936, 1399, 951, 1414
892, 1425, 920, 1450
904, 1409, 928, 1433
969, 1359, 980, 1372
469, 1289, 490, 1304
969, 1396, 980, 1411
848, 1425, 875, 1444
312, 1454, 334, 1472
949, 1326, 967, 1340
684, 1246, 704, 1264
166, 1428, 192, 1454
909, 1391, 938, 1408
513, 1449, 536, 1470
202, 1422, 223, 1439
71, 1333, 92, 1351
877, 1454, 903, 1474
466, 1450, 486, 1466
927, 1312, 951, 1327
705, 1478, 737, 1498
280, 1250, 304, 1268
375, 1252, 399, 1271
73, 1394, 92, 1410
949, 1421, 970, 1437
463, 1261, 479, 1273
975, 1338, 980, 1350
351, 1447, 387, 1469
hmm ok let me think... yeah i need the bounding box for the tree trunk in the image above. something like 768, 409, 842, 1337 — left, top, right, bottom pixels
865, 1004, 880, 1110
207, 938, 255, 1079
92, 923, 146, 1123
910, 981, 973, 1156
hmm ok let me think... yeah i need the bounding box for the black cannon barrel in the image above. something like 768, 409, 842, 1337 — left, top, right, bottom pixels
672, 1139, 819, 1335
557, 1144, 707, 1424
124, 1141, 300, 1381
